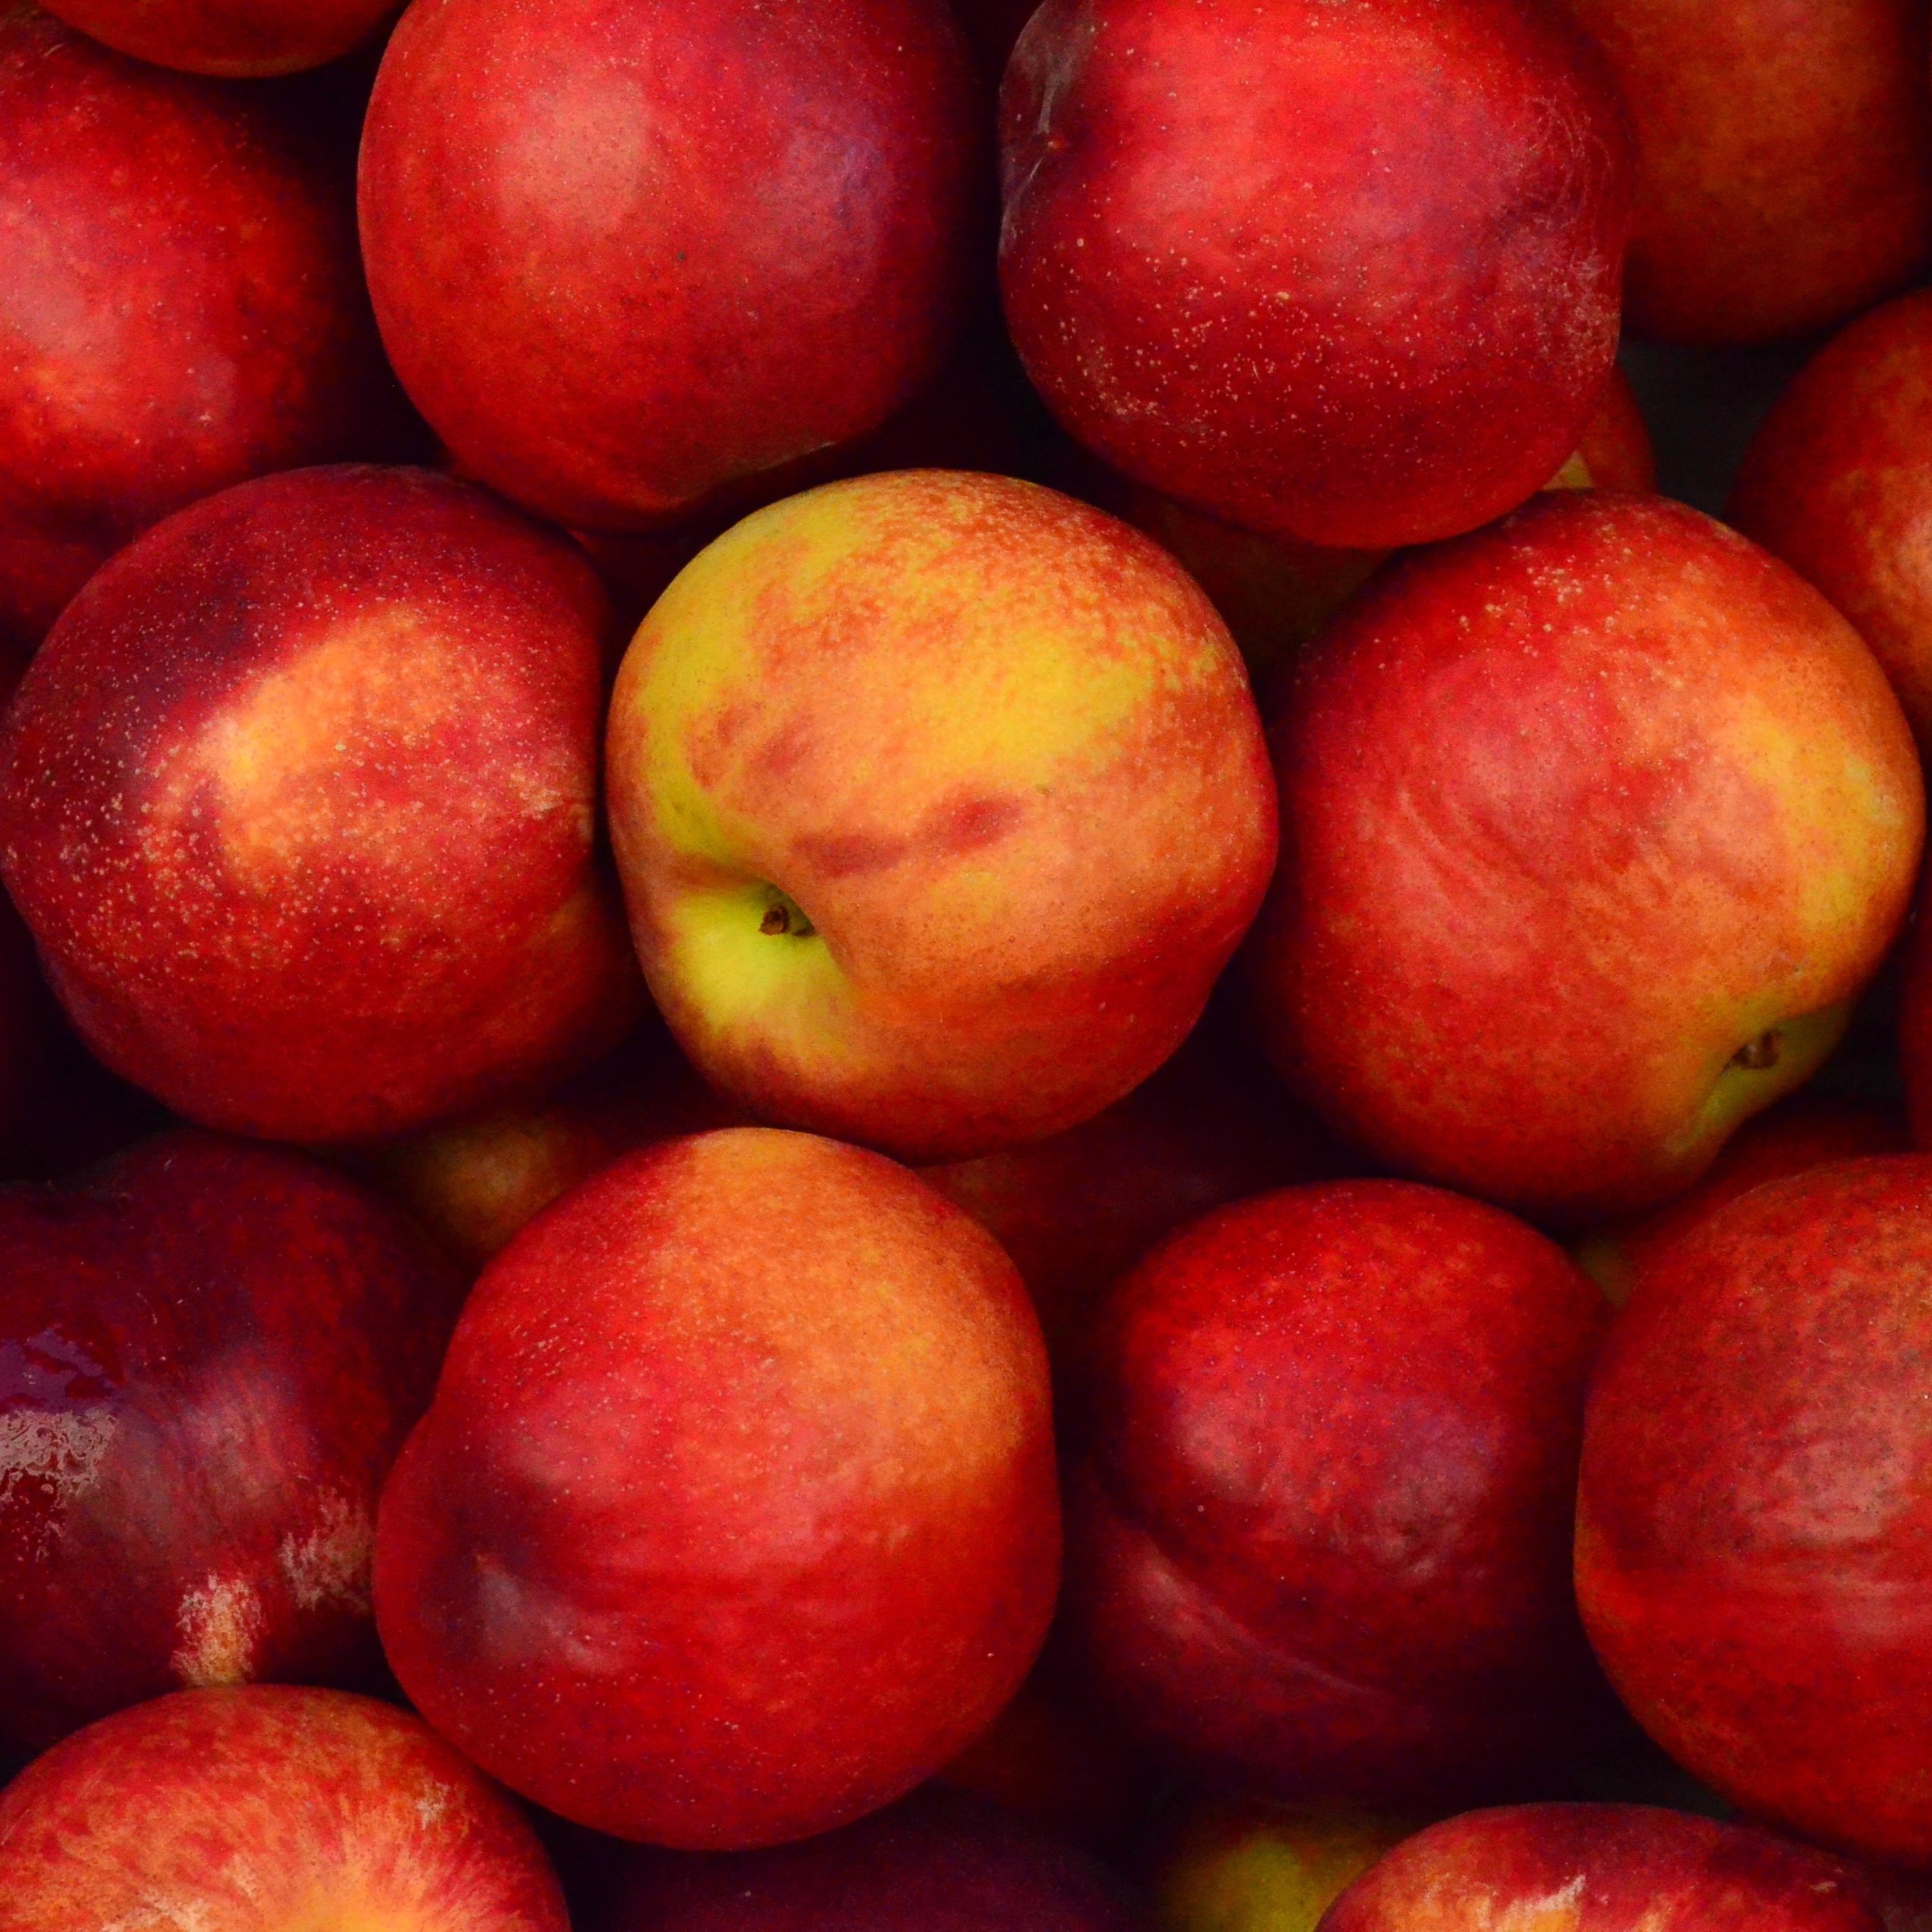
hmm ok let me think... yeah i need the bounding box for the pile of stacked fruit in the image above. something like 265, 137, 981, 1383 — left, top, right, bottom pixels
6, 0, 1932, 1923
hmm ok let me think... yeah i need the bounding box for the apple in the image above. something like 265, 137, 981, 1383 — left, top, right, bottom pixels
374, 1126, 1060, 1849
1062, 1178, 1610, 1807
0, 10, 413, 661
1576, 1156, 1932, 1866
1247, 490, 1923, 1223
1572, 1090, 1909, 1304
1153, 1798, 1411, 1932
359, 0, 982, 533
1731, 290, 1932, 746
0, 1685, 567, 1927
605, 469, 1277, 1163
1551, 0, 1932, 346
0, 1129, 462, 1751
998, 0, 1633, 550
595, 1787, 1139, 1930
35, 0, 397, 74
0, 464, 641, 1145
1319, 1804, 1885, 1930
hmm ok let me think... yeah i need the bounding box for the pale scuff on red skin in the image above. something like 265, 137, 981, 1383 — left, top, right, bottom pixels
0, 1686, 568, 1930
1576, 1157, 1932, 1870
359, 0, 983, 532
0, 11, 411, 659
0, 464, 641, 1145
1248, 490, 1924, 1223
998, 0, 1634, 551
374, 1126, 1061, 1850
1061, 1179, 1612, 1809
1319, 1804, 1887, 1930
0, 1130, 463, 1752
1554, 0, 1932, 347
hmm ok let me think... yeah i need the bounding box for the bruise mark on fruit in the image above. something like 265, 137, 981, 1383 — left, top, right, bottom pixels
927, 791, 1025, 856
791, 793, 1026, 881
792, 826, 911, 877
1733, 1030, 1781, 1071
171, 1573, 266, 1687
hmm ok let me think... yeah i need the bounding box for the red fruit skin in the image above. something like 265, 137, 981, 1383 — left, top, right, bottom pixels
1319, 1804, 1886, 1930
1063, 1179, 1609, 1806
1247, 490, 1924, 1223
0, 1686, 567, 1929
0, 11, 411, 661
0, 1131, 462, 1753
1575, 1091, 1910, 1304
600, 1788, 1138, 1931
37, 0, 397, 75
359, 0, 982, 532
0, 465, 640, 1145
1731, 291, 1932, 749
997, 0, 1633, 551
1576, 1157, 1932, 1867
374, 1127, 1060, 1849
1552, 0, 1932, 347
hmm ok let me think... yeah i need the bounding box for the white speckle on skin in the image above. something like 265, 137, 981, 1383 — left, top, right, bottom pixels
170, 1575, 266, 1688
277, 1488, 373, 1613
0, 1407, 118, 1530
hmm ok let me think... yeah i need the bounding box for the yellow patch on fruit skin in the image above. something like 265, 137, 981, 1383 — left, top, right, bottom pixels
604, 469, 1277, 1157
610, 471, 1226, 939
156, 604, 593, 912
